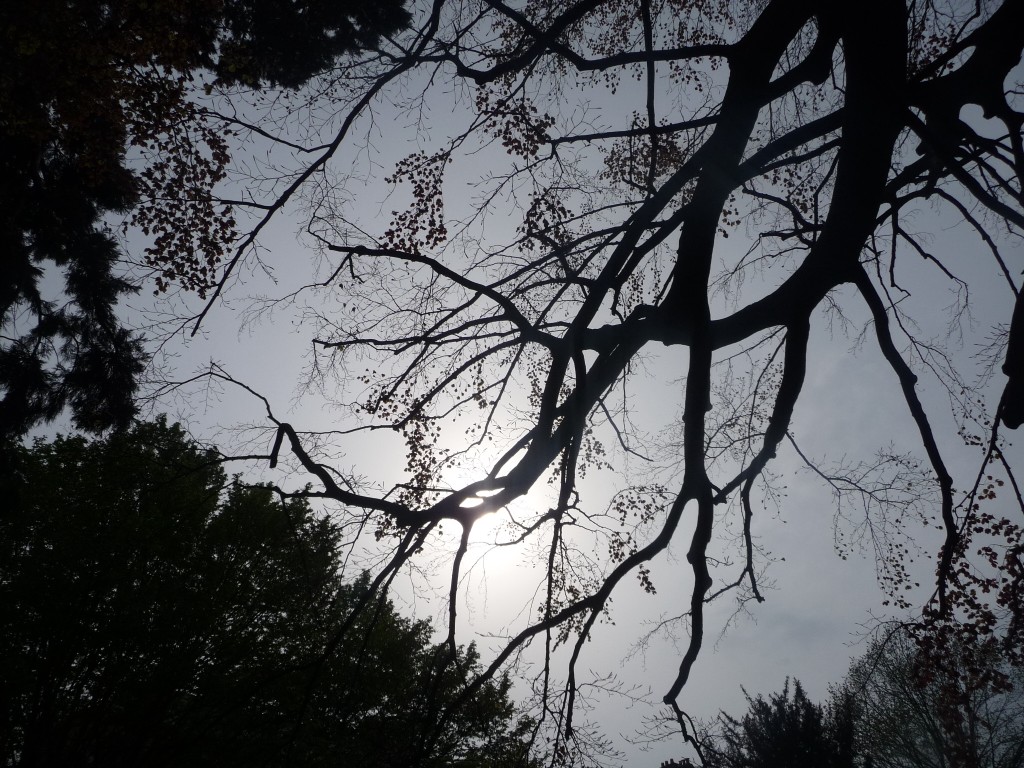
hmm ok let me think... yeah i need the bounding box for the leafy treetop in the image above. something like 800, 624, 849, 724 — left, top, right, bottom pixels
0, 418, 540, 768
0, 0, 410, 438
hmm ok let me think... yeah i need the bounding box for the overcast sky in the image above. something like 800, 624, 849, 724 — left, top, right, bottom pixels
140, 195, 1020, 768
115, 13, 1024, 766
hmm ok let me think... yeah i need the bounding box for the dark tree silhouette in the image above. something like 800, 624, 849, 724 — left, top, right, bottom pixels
703, 629, 1024, 768
1002, 292, 1024, 428
143, 0, 1024, 760
700, 679, 858, 768
0, 420, 540, 768
0, 0, 410, 438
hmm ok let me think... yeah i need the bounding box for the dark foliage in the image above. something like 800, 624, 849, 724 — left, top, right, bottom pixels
702, 679, 858, 768
0, 0, 410, 438
0, 419, 538, 768
703, 636, 1024, 768
217, 0, 412, 88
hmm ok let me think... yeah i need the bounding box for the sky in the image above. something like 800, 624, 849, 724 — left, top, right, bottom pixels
145, 224, 1012, 767
110, 5, 1024, 766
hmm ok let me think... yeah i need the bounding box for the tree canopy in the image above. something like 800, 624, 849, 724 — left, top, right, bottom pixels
0, 0, 410, 438
845, 628, 1024, 768
697, 630, 1024, 768
42, 0, 1024, 761
0, 420, 539, 768
700, 679, 856, 768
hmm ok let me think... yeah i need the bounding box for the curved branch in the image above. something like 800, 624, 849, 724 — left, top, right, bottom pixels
853, 268, 957, 614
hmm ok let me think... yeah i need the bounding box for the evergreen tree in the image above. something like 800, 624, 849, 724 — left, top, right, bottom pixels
702, 679, 860, 768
